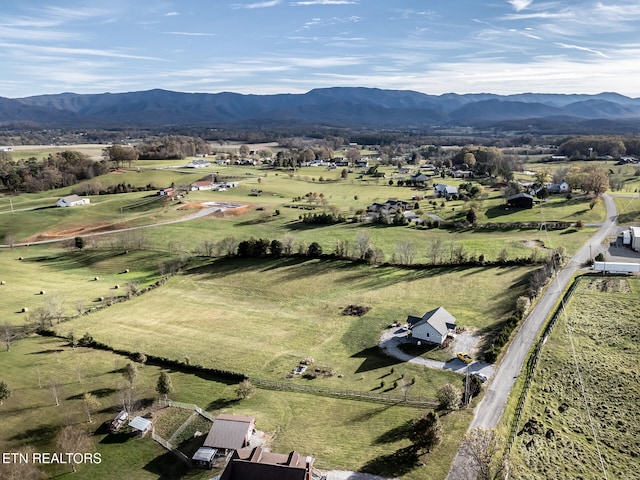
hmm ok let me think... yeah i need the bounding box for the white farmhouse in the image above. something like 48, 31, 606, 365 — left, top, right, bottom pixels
407, 307, 456, 345
56, 195, 90, 207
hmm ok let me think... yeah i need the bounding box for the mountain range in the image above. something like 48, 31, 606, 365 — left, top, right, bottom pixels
2, 87, 640, 132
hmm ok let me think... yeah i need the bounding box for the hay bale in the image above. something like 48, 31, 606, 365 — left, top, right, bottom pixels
114, 285, 120, 289
18, 256, 24, 261
94, 276, 99, 281
0, 280, 5, 285
98, 296, 105, 302
40, 290, 46, 295
124, 269, 130, 273
22, 307, 28, 313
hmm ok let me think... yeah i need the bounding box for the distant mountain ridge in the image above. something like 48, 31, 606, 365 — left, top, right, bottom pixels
2, 87, 640, 131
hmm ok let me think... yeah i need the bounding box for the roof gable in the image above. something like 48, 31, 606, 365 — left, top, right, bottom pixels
407, 307, 456, 335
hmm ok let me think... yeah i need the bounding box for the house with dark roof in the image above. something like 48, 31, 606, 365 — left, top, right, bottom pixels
219, 446, 316, 480
407, 307, 456, 345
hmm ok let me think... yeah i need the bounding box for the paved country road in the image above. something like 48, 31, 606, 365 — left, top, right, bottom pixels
446, 194, 619, 480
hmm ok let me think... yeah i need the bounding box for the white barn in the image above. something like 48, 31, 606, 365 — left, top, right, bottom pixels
56, 195, 90, 207
407, 307, 456, 345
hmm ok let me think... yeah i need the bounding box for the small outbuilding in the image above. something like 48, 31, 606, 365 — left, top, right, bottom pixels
506, 192, 534, 209
128, 416, 153, 437
192, 447, 218, 469
407, 307, 457, 345
56, 195, 90, 207
200, 414, 255, 457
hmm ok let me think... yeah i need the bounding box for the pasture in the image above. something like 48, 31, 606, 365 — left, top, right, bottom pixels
55, 257, 534, 387
0, 335, 467, 480
510, 276, 640, 479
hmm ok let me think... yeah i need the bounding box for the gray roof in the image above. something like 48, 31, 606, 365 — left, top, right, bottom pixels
203, 414, 255, 450
193, 447, 217, 462
59, 194, 83, 203
407, 307, 456, 336
128, 416, 153, 432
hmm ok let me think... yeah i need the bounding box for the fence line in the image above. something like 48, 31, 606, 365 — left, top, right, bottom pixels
506, 275, 583, 449
151, 428, 193, 467
249, 378, 438, 407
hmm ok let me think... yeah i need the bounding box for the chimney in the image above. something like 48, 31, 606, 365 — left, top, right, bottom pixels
305, 456, 314, 480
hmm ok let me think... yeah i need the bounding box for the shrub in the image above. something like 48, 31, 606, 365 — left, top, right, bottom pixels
437, 383, 462, 410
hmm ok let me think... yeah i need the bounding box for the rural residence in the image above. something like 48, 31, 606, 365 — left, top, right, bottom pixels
407, 307, 457, 345
219, 446, 316, 480
56, 194, 90, 207
434, 183, 458, 197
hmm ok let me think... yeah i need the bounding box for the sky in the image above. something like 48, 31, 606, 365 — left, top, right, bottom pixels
2, 0, 640, 98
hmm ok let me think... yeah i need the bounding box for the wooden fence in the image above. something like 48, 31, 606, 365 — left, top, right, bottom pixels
249, 378, 438, 407
157, 398, 216, 422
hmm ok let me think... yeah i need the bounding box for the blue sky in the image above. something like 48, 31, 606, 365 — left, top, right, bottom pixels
2, 0, 640, 98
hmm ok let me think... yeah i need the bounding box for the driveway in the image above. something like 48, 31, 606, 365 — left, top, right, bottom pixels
379, 329, 495, 378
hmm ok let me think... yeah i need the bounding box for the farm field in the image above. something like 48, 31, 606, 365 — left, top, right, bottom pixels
0, 335, 468, 480
55, 257, 531, 387
511, 276, 640, 479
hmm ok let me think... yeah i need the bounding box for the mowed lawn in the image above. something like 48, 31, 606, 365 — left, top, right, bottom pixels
57, 258, 534, 390
511, 276, 640, 479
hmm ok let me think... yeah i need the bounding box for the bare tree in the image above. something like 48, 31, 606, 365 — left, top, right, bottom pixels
216, 236, 239, 257
0, 446, 45, 479
460, 428, 505, 480
2, 322, 13, 351
55, 426, 91, 473
123, 361, 138, 389
355, 232, 372, 259
49, 378, 61, 407
281, 234, 296, 255
83, 392, 99, 423
4, 232, 16, 249
396, 241, 417, 265
428, 238, 443, 265
45, 294, 65, 324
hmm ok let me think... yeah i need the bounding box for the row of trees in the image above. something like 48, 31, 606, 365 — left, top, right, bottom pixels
0, 150, 109, 192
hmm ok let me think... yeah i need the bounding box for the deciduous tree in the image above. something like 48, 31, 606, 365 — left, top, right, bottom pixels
55, 426, 91, 473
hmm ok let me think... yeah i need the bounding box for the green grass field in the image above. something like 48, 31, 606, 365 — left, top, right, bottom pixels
55, 257, 533, 388
0, 335, 472, 480
510, 276, 640, 479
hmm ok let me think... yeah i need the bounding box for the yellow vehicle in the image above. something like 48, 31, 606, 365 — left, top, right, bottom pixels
457, 352, 473, 364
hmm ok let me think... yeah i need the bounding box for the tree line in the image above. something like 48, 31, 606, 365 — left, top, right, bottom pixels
0, 150, 109, 193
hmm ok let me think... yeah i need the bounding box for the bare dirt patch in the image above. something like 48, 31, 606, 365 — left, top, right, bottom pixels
583, 277, 631, 293
23, 222, 123, 243
522, 239, 547, 249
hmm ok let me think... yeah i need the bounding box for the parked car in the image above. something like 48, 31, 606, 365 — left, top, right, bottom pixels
472, 372, 488, 383
457, 352, 473, 364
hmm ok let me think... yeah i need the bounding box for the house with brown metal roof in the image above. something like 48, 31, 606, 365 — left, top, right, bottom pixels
192, 414, 255, 467
219, 446, 315, 480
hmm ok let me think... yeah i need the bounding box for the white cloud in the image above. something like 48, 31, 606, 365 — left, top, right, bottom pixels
555, 42, 608, 58
508, 0, 534, 12
164, 12, 180, 16
162, 31, 216, 36
291, 0, 358, 5
232, 0, 281, 9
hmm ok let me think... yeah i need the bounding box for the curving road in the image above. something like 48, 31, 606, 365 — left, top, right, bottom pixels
446, 194, 618, 480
